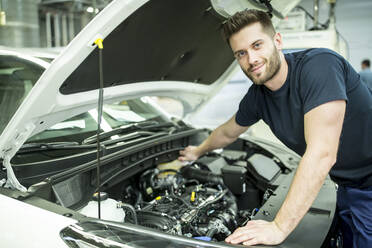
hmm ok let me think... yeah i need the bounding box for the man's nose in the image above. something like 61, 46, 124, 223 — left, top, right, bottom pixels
247, 50, 259, 65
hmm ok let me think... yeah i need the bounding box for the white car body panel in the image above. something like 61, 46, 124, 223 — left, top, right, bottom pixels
0, 194, 76, 248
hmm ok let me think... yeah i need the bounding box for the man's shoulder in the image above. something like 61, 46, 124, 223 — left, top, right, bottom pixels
289, 48, 345, 72
305, 47, 338, 55
293, 48, 342, 62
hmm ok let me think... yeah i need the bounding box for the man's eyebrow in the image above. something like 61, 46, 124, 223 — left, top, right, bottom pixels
233, 39, 264, 54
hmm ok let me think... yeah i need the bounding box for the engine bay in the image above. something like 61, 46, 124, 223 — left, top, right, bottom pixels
1, 121, 301, 244
76, 147, 284, 242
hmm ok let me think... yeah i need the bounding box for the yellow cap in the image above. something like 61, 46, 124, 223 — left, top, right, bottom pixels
155, 196, 162, 201
94, 38, 104, 49
190, 191, 196, 202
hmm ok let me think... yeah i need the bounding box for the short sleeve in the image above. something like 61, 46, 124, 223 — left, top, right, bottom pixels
235, 86, 260, 126
300, 53, 348, 114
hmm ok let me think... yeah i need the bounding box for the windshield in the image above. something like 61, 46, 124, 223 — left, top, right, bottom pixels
0, 54, 46, 135
27, 97, 167, 144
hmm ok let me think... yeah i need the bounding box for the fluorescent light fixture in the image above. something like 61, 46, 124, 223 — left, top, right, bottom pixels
86, 7, 99, 14
86, 7, 94, 13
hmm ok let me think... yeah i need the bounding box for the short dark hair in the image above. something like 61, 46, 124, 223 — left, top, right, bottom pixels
362, 59, 370, 68
222, 9, 276, 44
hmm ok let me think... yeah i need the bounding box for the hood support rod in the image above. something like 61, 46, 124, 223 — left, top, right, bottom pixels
94, 38, 104, 219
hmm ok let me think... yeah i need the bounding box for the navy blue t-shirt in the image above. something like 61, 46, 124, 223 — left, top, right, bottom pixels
236, 48, 372, 187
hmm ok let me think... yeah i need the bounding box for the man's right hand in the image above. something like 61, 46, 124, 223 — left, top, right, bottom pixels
178, 115, 249, 162
178, 146, 202, 162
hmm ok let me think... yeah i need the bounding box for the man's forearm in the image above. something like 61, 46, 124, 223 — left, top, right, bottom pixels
274, 151, 335, 236
197, 126, 239, 156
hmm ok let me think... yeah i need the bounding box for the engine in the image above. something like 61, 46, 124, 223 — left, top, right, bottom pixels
120, 162, 241, 241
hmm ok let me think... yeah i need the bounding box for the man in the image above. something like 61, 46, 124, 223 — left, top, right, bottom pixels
179, 9, 372, 247
360, 59, 372, 89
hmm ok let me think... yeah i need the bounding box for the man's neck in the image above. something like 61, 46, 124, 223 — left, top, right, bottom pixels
264, 52, 288, 91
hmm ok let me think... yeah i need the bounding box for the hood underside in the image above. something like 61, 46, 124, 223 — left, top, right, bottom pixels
61, 0, 234, 94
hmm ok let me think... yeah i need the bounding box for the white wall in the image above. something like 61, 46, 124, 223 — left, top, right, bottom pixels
298, 0, 372, 71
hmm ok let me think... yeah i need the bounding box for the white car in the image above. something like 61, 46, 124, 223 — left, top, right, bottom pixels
0, 0, 339, 247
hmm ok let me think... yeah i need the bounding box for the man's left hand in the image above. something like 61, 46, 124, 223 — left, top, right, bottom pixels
225, 220, 287, 246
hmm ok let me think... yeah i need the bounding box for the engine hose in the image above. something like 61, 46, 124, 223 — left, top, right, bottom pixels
206, 227, 218, 238
180, 166, 223, 185
134, 193, 143, 208
208, 189, 228, 205
225, 193, 238, 215
119, 202, 138, 225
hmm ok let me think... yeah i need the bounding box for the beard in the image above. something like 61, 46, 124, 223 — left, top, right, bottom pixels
243, 47, 281, 85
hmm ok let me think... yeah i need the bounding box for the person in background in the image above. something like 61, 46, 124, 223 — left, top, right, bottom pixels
360, 59, 372, 89
179, 9, 372, 247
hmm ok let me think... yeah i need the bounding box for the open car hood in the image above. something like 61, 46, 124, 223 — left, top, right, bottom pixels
0, 0, 299, 191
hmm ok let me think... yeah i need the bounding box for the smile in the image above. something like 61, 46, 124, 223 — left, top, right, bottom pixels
251, 63, 264, 73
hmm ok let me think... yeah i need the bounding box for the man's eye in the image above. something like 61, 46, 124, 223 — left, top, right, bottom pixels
254, 43, 261, 49
237, 51, 247, 58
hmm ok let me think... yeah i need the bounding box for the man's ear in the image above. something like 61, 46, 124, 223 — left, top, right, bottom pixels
273, 32, 283, 50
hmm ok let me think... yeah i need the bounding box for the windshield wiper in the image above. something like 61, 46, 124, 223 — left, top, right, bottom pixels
18, 120, 183, 154
98, 131, 166, 146
18, 141, 96, 154
82, 120, 175, 144
17, 131, 168, 154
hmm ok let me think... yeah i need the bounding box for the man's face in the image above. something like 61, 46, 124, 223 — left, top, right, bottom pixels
229, 23, 282, 85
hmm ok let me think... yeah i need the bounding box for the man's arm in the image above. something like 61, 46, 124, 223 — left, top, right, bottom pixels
178, 114, 250, 161
225, 100, 346, 246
